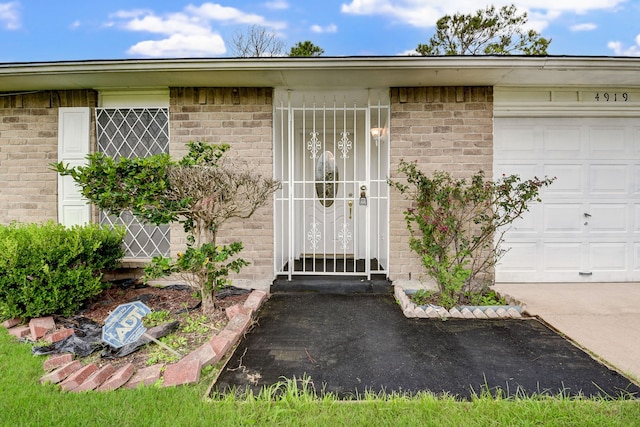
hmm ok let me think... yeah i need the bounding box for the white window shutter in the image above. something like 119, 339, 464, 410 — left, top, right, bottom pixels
58, 107, 91, 226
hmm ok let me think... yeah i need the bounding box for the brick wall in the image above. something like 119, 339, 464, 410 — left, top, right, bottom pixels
0, 85, 493, 288
0, 90, 97, 224
388, 86, 493, 281
169, 87, 274, 284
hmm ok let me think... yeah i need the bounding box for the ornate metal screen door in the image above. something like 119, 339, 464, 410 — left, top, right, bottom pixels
274, 90, 390, 279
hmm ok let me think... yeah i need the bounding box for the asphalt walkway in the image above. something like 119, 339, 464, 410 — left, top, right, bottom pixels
214, 287, 640, 399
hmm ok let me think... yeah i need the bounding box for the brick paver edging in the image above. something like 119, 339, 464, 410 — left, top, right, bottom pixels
3, 289, 269, 392
394, 285, 526, 319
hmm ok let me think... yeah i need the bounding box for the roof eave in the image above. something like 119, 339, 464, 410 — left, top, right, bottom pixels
0, 56, 638, 92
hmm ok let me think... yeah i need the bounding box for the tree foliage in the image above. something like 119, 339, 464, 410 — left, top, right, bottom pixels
416, 4, 551, 56
230, 24, 285, 57
289, 41, 324, 57
389, 161, 554, 308
53, 142, 280, 314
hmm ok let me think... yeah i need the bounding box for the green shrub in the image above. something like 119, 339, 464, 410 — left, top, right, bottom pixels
0, 221, 125, 320
389, 161, 554, 308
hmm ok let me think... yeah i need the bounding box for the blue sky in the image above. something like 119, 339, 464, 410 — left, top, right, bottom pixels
1, 0, 639, 62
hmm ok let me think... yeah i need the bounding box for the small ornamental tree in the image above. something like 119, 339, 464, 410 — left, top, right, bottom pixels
53, 142, 280, 315
389, 160, 554, 308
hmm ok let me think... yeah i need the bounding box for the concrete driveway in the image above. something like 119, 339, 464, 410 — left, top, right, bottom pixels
494, 282, 640, 381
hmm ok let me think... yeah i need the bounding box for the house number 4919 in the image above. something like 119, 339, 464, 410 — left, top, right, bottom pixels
594, 92, 629, 102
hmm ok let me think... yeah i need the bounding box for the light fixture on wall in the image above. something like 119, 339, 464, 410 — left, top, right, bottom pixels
370, 127, 387, 146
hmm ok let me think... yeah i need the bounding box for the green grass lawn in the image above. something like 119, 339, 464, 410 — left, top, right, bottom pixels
1, 328, 639, 427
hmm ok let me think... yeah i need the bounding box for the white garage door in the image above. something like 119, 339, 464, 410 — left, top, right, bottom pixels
495, 117, 640, 282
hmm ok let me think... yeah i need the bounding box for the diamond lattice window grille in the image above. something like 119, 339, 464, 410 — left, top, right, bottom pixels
96, 108, 170, 258
100, 211, 171, 258
97, 108, 170, 158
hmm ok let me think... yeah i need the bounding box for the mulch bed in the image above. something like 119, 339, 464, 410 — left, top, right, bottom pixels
55, 280, 250, 370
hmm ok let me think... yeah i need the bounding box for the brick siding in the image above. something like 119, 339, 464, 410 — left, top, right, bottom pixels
169, 87, 274, 283
388, 87, 493, 281
0, 90, 97, 225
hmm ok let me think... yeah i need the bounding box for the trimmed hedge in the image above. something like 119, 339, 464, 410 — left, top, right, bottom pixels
0, 221, 125, 320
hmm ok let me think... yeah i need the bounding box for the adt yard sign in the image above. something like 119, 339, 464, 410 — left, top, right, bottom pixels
102, 301, 151, 348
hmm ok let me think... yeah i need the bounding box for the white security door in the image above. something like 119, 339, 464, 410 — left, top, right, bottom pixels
495, 117, 640, 282
292, 103, 367, 275
274, 90, 390, 279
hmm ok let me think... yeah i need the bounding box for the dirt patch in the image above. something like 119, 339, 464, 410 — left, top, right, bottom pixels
59, 280, 250, 370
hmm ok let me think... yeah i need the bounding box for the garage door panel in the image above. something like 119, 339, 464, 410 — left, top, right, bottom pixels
590, 127, 627, 157
543, 242, 582, 270
544, 127, 582, 158
633, 244, 640, 270
633, 166, 640, 193
589, 165, 627, 194
634, 205, 640, 232
495, 163, 538, 178
507, 216, 537, 234
543, 204, 582, 233
589, 243, 627, 271
498, 242, 538, 272
589, 204, 628, 232
508, 203, 542, 233
495, 126, 537, 157
543, 164, 583, 194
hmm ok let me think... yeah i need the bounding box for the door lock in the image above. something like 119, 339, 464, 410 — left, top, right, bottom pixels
359, 185, 368, 206
348, 200, 353, 219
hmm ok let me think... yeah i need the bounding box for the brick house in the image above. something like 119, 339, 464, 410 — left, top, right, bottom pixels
1, 56, 639, 289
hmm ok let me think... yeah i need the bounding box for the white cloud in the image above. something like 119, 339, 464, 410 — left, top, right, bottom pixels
311, 24, 337, 34
185, 3, 286, 29
526, 9, 562, 32
570, 23, 597, 31
340, 0, 626, 30
111, 9, 153, 20
124, 13, 212, 36
341, 0, 441, 28
0, 2, 20, 30
607, 35, 640, 56
127, 33, 226, 57
110, 3, 287, 57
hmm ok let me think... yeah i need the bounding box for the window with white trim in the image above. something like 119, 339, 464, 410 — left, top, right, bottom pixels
95, 108, 170, 258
